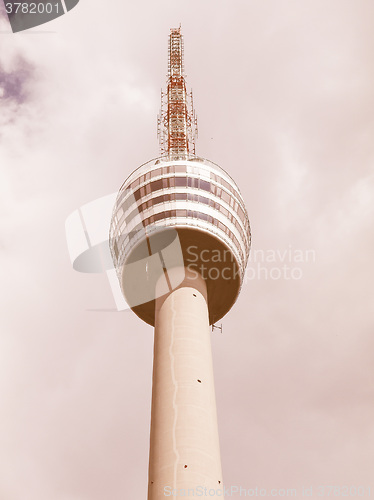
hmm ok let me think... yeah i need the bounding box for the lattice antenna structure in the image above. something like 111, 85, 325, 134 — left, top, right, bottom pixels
157, 26, 198, 159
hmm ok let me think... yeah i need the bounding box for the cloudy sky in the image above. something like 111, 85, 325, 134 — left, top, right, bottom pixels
0, 1, 373, 498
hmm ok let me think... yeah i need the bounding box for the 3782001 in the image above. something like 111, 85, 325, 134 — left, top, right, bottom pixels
5, 3, 60, 14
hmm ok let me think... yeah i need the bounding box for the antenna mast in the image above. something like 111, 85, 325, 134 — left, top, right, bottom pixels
158, 26, 198, 159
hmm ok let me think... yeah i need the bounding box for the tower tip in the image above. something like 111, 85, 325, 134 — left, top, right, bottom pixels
157, 26, 197, 158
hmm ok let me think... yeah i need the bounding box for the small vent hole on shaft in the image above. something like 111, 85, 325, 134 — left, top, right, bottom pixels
184, 465, 188, 468
197, 379, 201, 383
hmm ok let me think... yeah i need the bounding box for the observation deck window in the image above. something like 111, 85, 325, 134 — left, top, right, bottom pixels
175, 177, 187, 187
114, 215, 247, 269
151, 179, 163, 192
214, 186, 222, 197
145, 171, 152, 182
154, 212, 164, 222
131, 178, 140, 189
200, 180, 210, 192
175, 192, 187, 201
113, 242, 119, 259
221, 178, 231, 192
134, 189, 141, 202
198, 195, 209, 205
220, 206, 229, 218
221, 190, 230, 204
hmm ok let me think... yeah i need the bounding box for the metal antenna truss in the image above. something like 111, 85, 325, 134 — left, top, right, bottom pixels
157, 26, 198, 159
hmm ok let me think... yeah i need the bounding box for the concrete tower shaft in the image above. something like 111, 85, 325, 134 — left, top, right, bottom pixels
148, 268, 223, 499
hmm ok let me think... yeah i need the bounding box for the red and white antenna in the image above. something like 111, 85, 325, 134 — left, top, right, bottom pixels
157, 26, 198, 159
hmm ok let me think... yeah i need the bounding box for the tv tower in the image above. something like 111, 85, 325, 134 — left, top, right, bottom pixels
109, 26, 251, 499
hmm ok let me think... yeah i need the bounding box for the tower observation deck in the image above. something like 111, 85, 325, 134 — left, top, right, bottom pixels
110, 26, 251, 499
